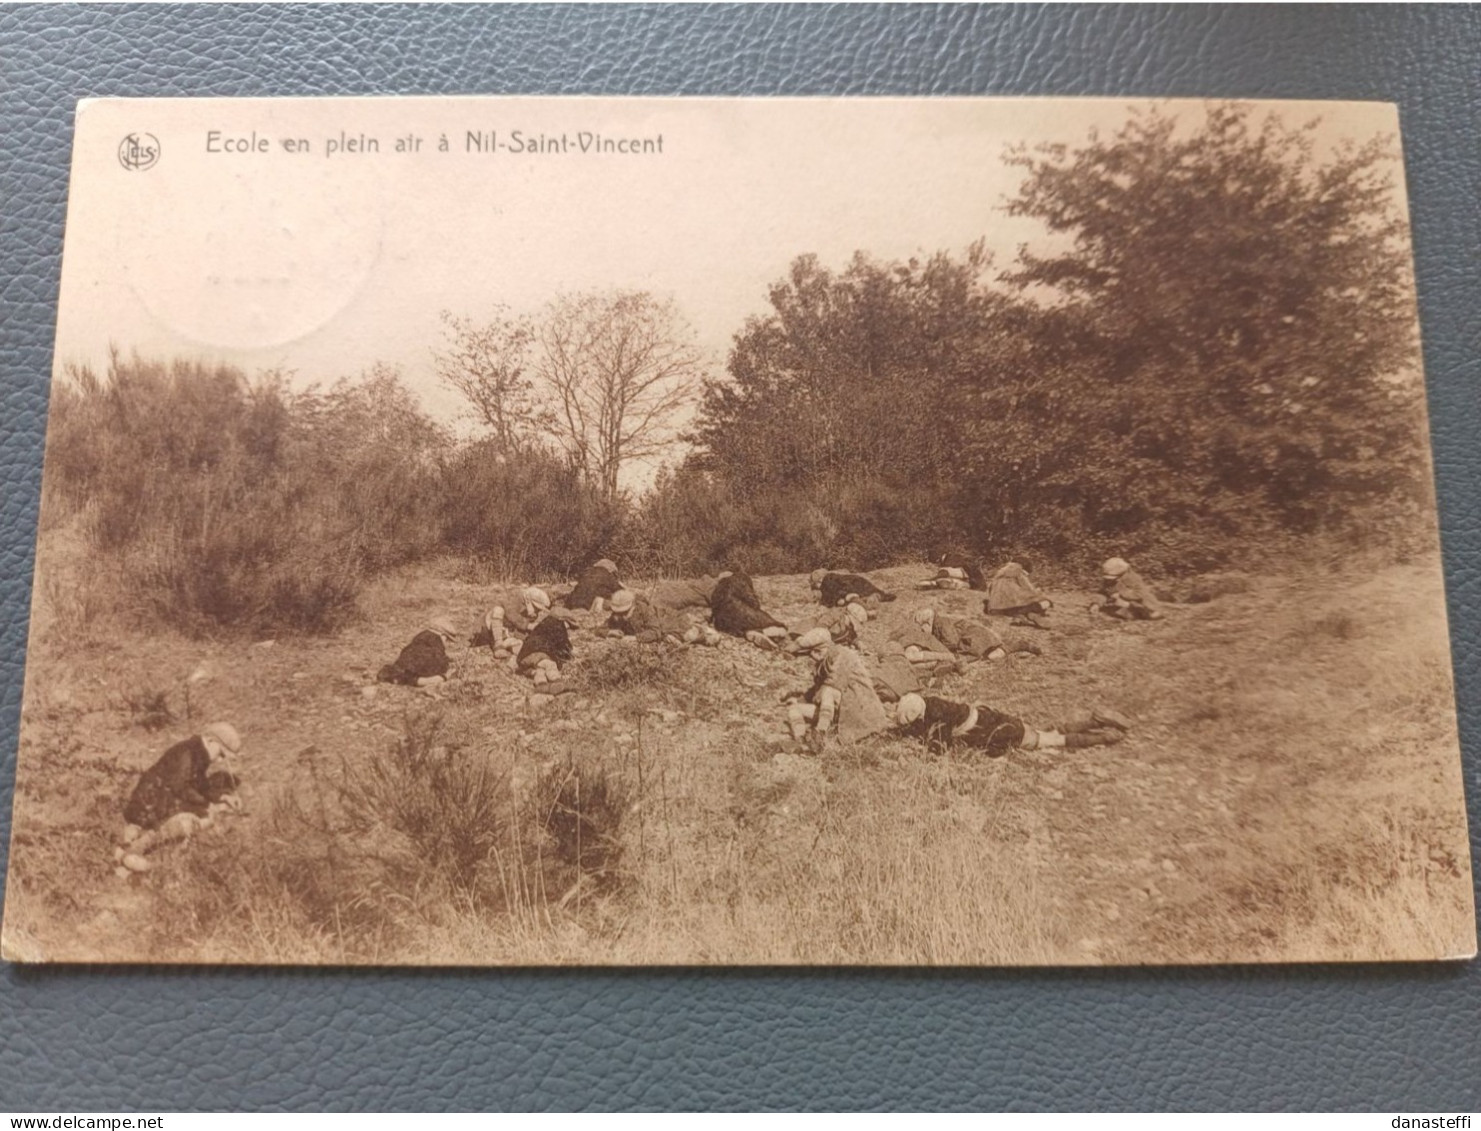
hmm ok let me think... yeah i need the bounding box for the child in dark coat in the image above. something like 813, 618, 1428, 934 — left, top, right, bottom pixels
811, 569, 896, 608
378, 618, 460, 685
711, 570, 789, 650
114, 723, 244, 873
893, 694, 1129, 756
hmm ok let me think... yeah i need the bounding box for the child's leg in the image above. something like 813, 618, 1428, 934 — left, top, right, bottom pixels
114, 811, 210, 870
814, 686, 842, 733
786, 703, 818, 739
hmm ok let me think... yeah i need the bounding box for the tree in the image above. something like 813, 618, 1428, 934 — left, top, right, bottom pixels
433, 309, 546, 451
536, 290, 704, 501
682, 250, 1012, 566
695, 251, 997, 490
311, 362, 448, 459
996, 102, 1427, 559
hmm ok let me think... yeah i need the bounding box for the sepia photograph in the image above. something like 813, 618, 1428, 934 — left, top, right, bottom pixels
1, 95, 1473, 965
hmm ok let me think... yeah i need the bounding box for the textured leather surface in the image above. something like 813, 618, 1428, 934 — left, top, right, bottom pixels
2, 3, 1479, 1111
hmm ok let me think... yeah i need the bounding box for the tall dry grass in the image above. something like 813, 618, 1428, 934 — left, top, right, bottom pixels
135, 705, 640, 963
144, 708, 1070, 965
608, 737, 1066, 964
9, 558, 1468, 966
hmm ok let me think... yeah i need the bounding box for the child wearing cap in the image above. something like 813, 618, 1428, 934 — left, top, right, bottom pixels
606, 589, 716, 646
114, 723, 244, 873
514, 586, 552, 628
1097, 558, 1164, 620
711, 570, 790, 650
786, 603, 865, 650
915, 605, 1041, 661
564, 559, 623, 612
917, 551, 985, 592
886, 611, 959, 674
477, 589, 555, 669
983, 561, 1053, 620
516, 603, 575, 692
893, 694, 1130, 757
810, 569, 896, 609
378, 619, 459, 685
783, 629, 889, 753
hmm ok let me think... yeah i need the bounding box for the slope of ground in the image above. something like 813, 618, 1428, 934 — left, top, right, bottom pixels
2, 555, 1474, 965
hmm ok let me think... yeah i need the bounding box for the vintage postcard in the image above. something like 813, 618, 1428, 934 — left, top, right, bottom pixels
2, 97, 1472, 965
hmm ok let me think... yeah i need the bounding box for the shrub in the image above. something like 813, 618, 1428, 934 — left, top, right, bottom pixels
529, 757, 632, 900
129, 507, 364, 636
149, 788, 376, 962
628, 465, 965, 577
124, 684, 175, 732
620, 468, 749, 576
42, 355, 456, 637
1296, 610, 1364, 644
571, 645, 682, 695
338, 711, 508, 892
438, 440, 623, 579
726, 541, 794, 578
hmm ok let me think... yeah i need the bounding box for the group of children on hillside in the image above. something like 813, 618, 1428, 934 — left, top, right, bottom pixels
111, 553, 1162, 874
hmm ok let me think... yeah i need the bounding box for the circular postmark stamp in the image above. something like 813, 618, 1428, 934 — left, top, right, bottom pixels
118, 132, 160, 171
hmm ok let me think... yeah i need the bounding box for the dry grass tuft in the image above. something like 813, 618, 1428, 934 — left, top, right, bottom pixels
530, 756, 633, 901
1293, 609, 1364, 643
339, 710, 508, 892
1179, 572, 1256, 604
122, 684, 177, 732
571, 644, 684, 694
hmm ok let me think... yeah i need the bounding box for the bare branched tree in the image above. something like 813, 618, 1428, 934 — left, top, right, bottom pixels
537, 291, 704, 499
433, 309, 547, 451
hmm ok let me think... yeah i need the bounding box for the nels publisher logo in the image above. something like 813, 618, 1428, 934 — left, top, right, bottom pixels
118, 132, 160, 171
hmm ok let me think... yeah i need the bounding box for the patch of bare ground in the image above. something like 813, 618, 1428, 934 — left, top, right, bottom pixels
2, 553, 1473, 964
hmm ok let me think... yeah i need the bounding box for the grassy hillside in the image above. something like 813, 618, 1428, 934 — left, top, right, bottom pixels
3, 554, 1474, 964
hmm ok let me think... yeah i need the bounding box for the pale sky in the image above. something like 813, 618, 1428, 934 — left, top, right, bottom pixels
56, 97, 1404, 468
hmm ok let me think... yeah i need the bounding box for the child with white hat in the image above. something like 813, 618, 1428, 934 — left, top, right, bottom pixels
114, 722, 245, 873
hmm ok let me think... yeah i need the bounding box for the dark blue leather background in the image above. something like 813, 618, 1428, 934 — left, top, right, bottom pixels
3, 3, 1479, 1111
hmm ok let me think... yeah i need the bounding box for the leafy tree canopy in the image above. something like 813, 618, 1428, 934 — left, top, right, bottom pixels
996, 102, 1426, 550
671, 103, 1432, 575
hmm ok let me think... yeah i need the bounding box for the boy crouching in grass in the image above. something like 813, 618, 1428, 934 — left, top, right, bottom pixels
113, 722, 245, 875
